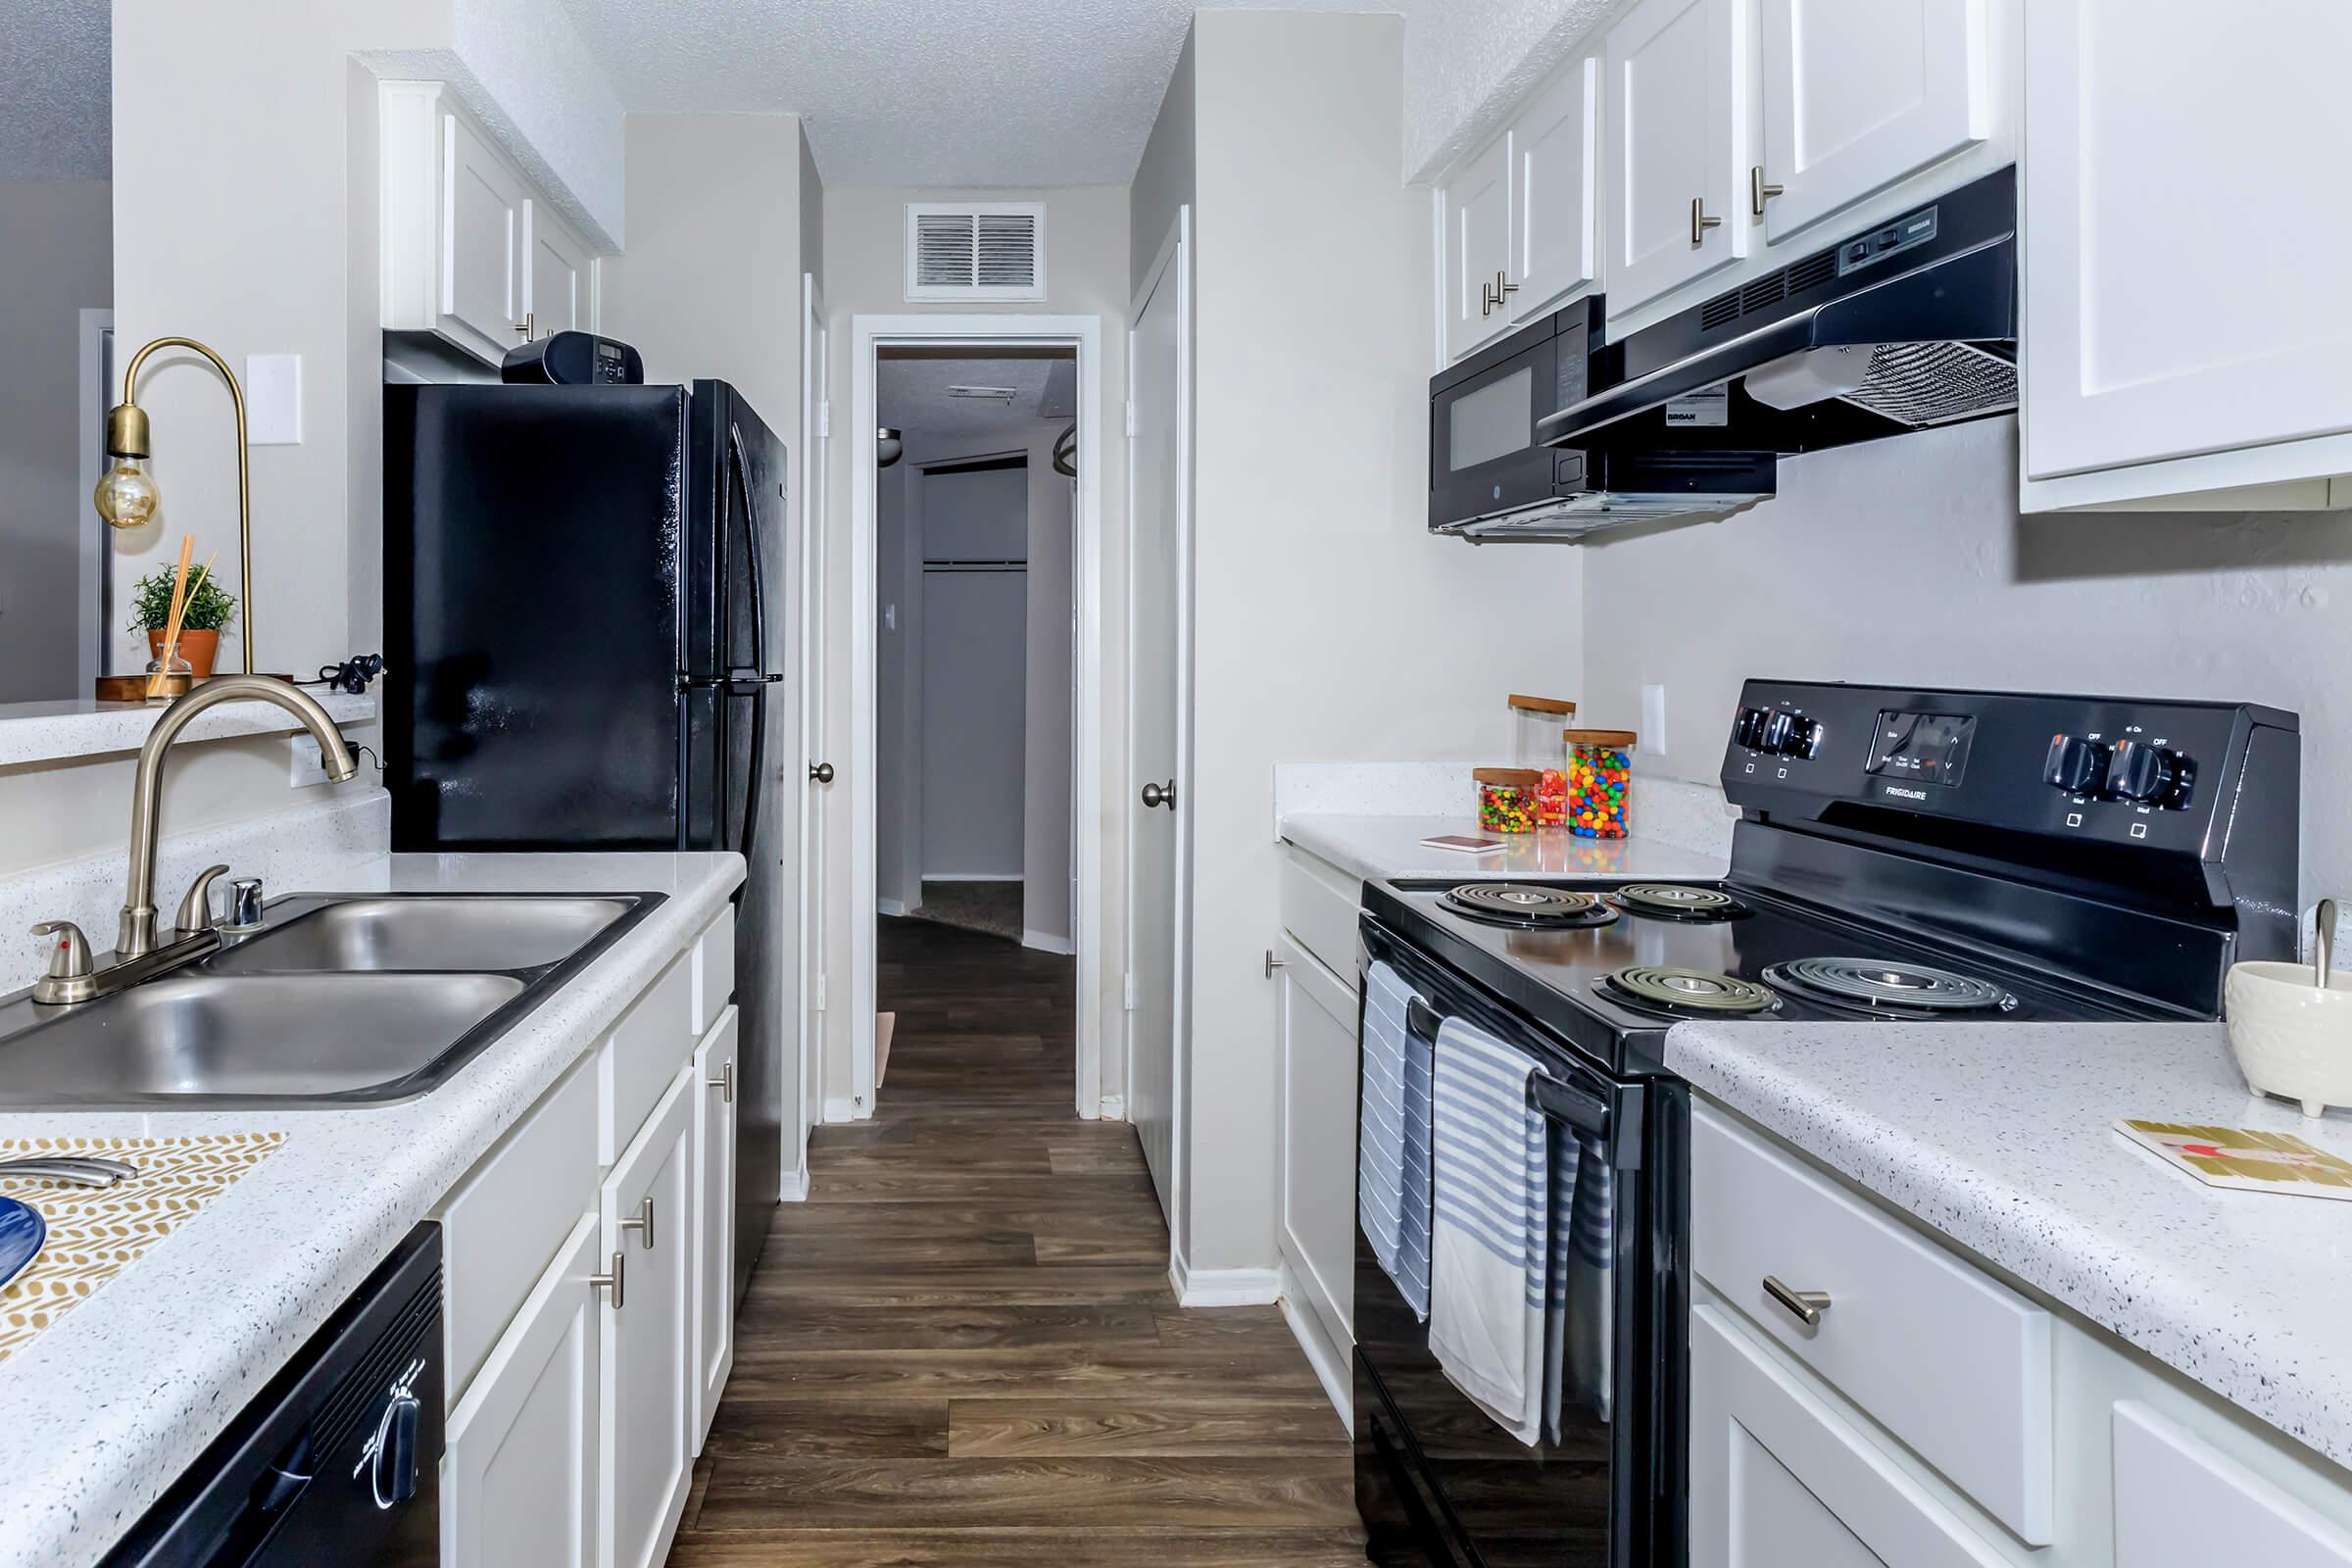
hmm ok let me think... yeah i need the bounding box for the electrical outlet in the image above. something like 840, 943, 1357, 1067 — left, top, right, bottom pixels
1640, 684, 1668, 756
288, 734, 334, 787
244, 354, 302, 444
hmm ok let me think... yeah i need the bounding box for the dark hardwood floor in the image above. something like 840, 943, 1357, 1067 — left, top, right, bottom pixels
666, 915, 1363, 1566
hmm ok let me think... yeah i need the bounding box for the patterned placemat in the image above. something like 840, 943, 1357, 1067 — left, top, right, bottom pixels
0, 1134, 285, 1362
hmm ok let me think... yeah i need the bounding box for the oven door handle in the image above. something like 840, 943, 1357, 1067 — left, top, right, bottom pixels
1532, 1073, 1612, 1143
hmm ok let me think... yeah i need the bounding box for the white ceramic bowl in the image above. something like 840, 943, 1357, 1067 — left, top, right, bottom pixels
2225, 960, 2352, 1117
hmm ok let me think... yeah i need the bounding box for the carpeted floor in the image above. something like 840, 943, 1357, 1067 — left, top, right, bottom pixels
911, 879, 1023, 943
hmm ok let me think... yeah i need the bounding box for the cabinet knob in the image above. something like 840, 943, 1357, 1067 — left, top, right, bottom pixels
709, 1059, 736, 1103
1749, 167, 1785, 218
1690, 197, 1724, 246
810, 761, 836, 785
589, 1250, 625, 1309
619, 1194, 656, 1251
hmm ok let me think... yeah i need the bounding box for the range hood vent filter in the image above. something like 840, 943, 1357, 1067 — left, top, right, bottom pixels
1838, 341, 2017, 429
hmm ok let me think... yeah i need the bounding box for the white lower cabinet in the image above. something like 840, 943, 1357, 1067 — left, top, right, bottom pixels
691, 1005, 740, 1450
443, 1212, 603, 1568
1691, 1304, 2009, 1567
601, 1069, 696, 1568
1276, 934, 1356, 1357
2112, 1401, 2352, 1568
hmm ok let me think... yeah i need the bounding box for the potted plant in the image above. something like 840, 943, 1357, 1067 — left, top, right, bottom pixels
127, 565, 236, 678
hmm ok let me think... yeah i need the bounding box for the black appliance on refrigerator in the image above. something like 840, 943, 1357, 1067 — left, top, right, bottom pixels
384, 379, 786, 1302
1353, 681, 2299, 1567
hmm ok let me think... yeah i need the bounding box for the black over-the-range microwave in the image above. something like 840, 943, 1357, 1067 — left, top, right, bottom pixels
1429, 298, 1776, 542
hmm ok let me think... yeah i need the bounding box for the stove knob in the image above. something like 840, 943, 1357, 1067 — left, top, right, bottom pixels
1759, 710, 1796, 754
1735, 707, 1771, 749
2042, 734, 2110, 795
1779, 716, 1823, 759
2105, 739, 2188, 807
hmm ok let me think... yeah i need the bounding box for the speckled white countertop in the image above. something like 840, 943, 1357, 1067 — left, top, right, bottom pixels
0, 850, 745, 1568
1668, 1019, 2352, 1470
1280, 813, 1731, 886
0, 689, 375, 769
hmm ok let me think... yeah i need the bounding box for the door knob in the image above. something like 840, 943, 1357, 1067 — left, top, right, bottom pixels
1140, 780, 1176, 809
809, 761, 835, 784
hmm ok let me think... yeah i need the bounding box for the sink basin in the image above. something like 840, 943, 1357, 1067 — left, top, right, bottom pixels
207, 896, 635, 974
0, 973, 525, 1104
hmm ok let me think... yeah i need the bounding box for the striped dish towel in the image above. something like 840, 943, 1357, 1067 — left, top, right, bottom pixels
1428, 1015, 1548, 1445
1357, 962, 1433, 1317
1544, 1129, 1615, 1438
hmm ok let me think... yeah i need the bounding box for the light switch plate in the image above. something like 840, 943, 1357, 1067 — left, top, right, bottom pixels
1640, 684, 1668, 756
244, 354, 302, 445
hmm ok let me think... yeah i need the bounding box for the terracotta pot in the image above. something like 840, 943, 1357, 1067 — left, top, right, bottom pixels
147, 627, 220, 679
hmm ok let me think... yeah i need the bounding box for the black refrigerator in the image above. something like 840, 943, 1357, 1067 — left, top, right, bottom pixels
384, 379, 786, 1302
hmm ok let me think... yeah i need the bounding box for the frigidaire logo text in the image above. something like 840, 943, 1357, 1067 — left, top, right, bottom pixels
1883, 785, 1929, 802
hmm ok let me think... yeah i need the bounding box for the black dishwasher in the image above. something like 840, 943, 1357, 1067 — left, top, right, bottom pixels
103, 1224, 445, 1567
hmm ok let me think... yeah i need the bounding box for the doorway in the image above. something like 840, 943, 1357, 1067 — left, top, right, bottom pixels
844, 316, 1107, 1124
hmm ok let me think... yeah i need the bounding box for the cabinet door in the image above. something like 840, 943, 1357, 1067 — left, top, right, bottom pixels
443, 110, 526, 354
690, 1005, 740, 1452
1690, 1305, 2009, 1568
1277, 937, 1355, 1351
1756, 0, 1986, 243
600, 1071, 695, 1568
526, 200, 594, 337
2112, 1401, 2352, 1567
1444, 132, 1515, 362
1606, 0, 1748, 320
1512, 55, 1600, 319
2023, 2, 2352, 483
444, 1212, 602, 1568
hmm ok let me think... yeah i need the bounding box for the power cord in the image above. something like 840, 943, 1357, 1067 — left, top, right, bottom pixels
299, 654, 387, 695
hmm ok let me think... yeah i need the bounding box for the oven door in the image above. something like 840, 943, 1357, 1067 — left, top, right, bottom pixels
1430, 312, 1591, 530
1353, 915, 1668, 1568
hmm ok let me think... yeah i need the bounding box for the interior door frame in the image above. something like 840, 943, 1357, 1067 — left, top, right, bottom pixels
1125, 213, 1195, 1258
793, 271, 828, 1197
845, 313, 1107, 1123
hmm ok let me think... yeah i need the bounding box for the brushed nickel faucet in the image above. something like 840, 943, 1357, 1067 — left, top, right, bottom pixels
30, 676, 357, 1004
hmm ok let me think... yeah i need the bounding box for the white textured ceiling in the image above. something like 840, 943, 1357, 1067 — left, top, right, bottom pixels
559, 0, 1393, 187
2, 0, 109, 182
880, 353, 1072, 450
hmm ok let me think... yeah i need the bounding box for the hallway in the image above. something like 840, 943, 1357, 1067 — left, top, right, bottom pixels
665, 917, 1362, 1566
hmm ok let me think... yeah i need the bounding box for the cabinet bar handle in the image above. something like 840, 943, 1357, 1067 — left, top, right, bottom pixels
619, 1195, 655, 1251
1690, 197, 1723, 246
1264, 950, 1285, 979
1763, 1275, 1831, 1328
1481, 279, 1500, 318
590, 1250, 625, 1309
1750, 167, 1785, 218
1497, 269, 1518, 298
709, 1059, 736, 1102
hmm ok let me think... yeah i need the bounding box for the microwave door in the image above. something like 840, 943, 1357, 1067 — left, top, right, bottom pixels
1430, 329, 1568, 527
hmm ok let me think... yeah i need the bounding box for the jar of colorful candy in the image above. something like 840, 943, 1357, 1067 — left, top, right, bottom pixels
1474, 768, 1543, 834
1562, 729, 1635, 839
1509, 695, 1577, 827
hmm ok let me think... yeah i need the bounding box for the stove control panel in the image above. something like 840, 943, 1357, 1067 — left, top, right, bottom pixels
1735, 705, 1823, 760
2043, 733, 2196, 808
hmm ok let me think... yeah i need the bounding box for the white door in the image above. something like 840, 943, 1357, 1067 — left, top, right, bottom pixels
1690, 1305, 2008, 1568
1757, 0, 1987, 243
525, 200, 594, 336
689, 1005, 739, 1451
599, 1072, 694, 1568
2022, 2, 2352, 483
443, 1213, 602, 1568
1444, 133, 1515, 362
442, 111, 526, 353
1512, 55, 1601, 320
1127, 214, 1192, 1218
1277, 936, 1356, 1350
799, 273, 832, 1135
2112, 1401, 2352, 1568
1606, 0, 1748, 321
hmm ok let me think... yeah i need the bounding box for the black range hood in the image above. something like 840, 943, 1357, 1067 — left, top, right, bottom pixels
1540, 166, 2018, 456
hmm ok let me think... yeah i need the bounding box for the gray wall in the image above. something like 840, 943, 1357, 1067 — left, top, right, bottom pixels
1581, 415, 2352, 906
918, 463, 1030, 881
1022, 439, 1075, 948
1129, 24, 1195, 299
0, 179, 110, 702
874, 460, 920, 911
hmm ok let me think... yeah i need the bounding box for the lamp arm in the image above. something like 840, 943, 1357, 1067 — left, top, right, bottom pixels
119, 337, 255, 675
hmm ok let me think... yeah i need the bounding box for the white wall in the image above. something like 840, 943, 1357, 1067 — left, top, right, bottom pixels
0, 180, 110, 702
1165, 10, 1588, 1276
1582, 416, 2352, 906
918, 463, 1029, 881
818, 184, 1129, 1107
874, 459, 920, 912
1022, 431, 1076, 949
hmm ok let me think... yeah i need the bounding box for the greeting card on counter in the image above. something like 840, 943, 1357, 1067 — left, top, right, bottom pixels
2116, 1118, 2352, 1200
1420, 835, 1506, 855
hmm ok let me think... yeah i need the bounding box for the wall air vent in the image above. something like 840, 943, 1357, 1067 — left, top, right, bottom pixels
905, 203, 1047, 302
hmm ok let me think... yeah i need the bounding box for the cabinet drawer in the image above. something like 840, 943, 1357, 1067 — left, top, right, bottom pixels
690, 906, 735, 1037
1691, 1102, 2052, 1544
436, 1057, 597, 1405
1280, 848, 1362, 989
2113, 1401, 2352, 1567
600, 957, 693, 1165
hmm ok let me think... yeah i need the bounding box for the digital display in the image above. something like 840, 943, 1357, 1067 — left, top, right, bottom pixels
1865, 710, 1975, 789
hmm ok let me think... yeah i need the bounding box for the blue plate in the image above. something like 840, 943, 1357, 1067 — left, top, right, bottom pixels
0, 1197, 45, 1290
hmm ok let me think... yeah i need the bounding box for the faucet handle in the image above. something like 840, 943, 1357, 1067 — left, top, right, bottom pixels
175, 864, 231, 935
29, 922, 92, 982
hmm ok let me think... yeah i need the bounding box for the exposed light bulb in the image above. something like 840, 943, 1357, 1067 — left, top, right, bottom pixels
94, 457, 161, 529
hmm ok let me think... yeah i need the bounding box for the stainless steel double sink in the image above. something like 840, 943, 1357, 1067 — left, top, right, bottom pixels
0, 893, 662, 1109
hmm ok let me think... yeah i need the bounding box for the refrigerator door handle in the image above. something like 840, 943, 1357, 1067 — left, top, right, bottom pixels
725, 424, 771, 871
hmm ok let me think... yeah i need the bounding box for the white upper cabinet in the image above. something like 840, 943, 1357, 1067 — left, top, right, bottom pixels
1512, 55, 1601, 323
445, 111, 528, 353
1756, 0, 1988, 243
1444, 133, 1515, 362
2021, 0, 2352, 510
527, 200, 595, 339
1605, 0, 1750, 324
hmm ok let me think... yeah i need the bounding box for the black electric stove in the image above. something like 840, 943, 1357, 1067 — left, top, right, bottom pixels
1352, 680, 2300, 1568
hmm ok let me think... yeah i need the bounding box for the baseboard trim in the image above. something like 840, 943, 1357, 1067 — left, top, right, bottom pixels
1168, 1255, 1282, 1308
1021, 928, 1076, 956
921, 873, 1023, 883
777, 1167, 808, 1202
1279, 1258, 1354, 1428
1097, 1094, 1126, 1121
875, 897, 907, 917
822, 1095, 862, 1124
